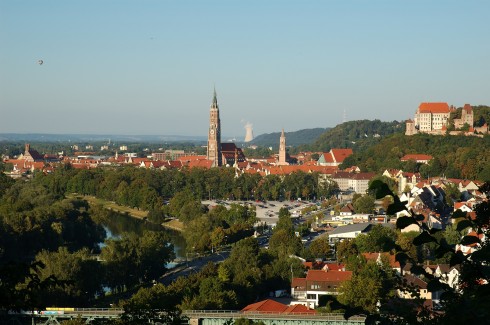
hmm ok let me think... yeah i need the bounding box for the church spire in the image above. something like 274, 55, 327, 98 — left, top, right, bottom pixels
212, 87, 218, 108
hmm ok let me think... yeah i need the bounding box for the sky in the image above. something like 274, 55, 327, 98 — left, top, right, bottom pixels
1, 1, 489, 138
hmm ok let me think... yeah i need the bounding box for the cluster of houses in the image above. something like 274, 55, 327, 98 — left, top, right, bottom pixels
287, 253, 462, 311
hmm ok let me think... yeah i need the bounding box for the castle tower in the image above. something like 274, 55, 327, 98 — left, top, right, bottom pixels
278, 129, 288, 165
207, 88, 222, 167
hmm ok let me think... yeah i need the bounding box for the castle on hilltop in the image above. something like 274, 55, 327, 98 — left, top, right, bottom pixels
405, 102, 488, 136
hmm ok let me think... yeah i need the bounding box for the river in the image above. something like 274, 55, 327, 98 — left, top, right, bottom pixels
98, 212, 187, 260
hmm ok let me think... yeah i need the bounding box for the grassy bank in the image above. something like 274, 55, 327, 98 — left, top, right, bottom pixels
66, 193, 184, 231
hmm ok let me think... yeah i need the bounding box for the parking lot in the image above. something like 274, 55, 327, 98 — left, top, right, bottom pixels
201, 199, 314, 227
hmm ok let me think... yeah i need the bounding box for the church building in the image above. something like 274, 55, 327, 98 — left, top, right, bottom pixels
206, 89, 246, 167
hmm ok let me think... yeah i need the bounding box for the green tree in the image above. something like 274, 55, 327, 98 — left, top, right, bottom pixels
338, 259, 396, 314
443, 182, 461, 207
354, 224, 397, 253
352, 194, 375, 214
119, 284, 185, 325
34, 247, 103, 306
307, 236, 332, 259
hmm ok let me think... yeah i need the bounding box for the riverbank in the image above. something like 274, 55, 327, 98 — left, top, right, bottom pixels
162, 218, 184, 232
66, 194, 149, 219
66, 193, 185, 232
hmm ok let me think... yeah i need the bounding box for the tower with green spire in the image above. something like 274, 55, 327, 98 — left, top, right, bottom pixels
207, 88, 222, 166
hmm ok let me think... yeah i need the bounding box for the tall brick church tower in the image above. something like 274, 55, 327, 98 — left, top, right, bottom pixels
207, 88, 222, 167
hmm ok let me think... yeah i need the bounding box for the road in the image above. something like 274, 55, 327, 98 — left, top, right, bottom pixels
161, 250, 230, 285
161, 199, 330, 284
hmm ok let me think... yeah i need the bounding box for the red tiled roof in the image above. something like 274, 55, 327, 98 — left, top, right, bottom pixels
362, 252, 401, 269
454, 202, 468, 210
400, 154, 433, 162
177, 155, 207, 162
242, 299, 316, 315
242, 299, 287, 313
322, 263, 346, 271
283, 304, 316, 314
292, 277, 307, 288
331, 148, 353, 163
418, 102, 450, 114
320, 152, 335, 163
187, 159, 213, 169
305, 269, 352, 282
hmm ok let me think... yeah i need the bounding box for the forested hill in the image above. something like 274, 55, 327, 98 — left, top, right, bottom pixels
251, 128, 329, 147
306, 120, 404, 152
341, 133, 490, 181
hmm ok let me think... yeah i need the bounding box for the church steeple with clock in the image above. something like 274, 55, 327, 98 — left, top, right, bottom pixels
207, 88, 222, 166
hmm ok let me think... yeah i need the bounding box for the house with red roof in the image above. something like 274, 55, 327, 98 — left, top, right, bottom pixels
400, 154, 433, 164
291, 269, 352, 308
362, 252, 401, 273
456, 229, 485, 255
317, 149, 353, 167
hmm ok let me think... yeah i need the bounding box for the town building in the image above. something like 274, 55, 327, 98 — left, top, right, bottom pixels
405, 102, 451, 135
291, 269, 352, 308
453, 104, 474, 129
330, 172, 376, 193
152, 149, 187, 161
22, 143, 44, 162
400, 154, 433, 164
328, 223, 373, 244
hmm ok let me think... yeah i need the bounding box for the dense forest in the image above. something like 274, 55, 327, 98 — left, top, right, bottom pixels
303, 119, 405, 153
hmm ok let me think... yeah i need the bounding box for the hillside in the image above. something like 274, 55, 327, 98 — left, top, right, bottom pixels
250, 128, 329, 147
341, 133, 490, 181
307, 120, 405, 152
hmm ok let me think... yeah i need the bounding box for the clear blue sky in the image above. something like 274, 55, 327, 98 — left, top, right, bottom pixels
1, 1, 489, 138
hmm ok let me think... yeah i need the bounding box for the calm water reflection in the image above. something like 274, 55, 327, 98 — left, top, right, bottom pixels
98, 212, 186, 259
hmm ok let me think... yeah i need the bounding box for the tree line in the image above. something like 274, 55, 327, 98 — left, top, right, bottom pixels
32, 165, 337, 212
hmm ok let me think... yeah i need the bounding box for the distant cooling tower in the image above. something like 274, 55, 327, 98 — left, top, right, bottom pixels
244, 123, 254, 142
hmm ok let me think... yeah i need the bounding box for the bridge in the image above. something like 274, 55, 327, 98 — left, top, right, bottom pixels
183, 310, 365, 325
4, 308, 123, 325
4, 309, 365, 325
